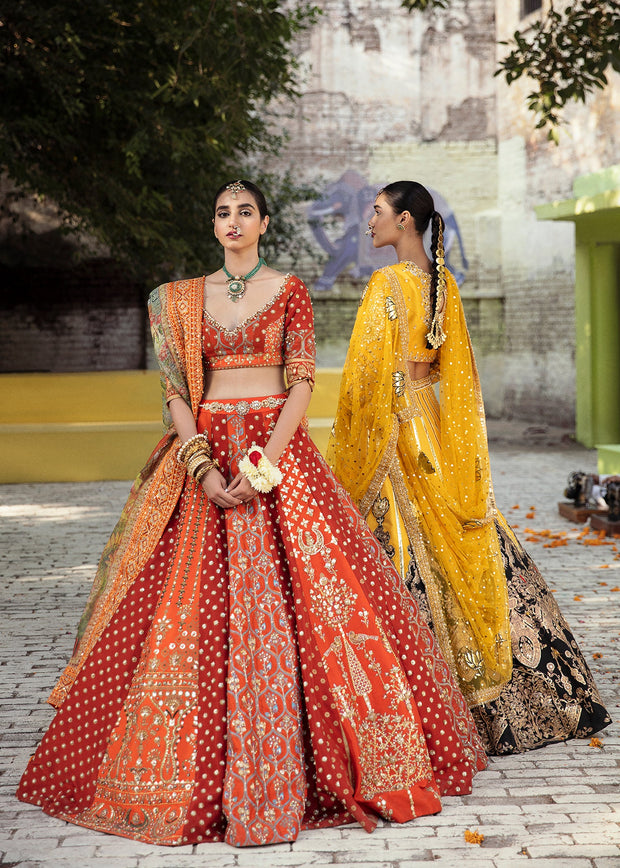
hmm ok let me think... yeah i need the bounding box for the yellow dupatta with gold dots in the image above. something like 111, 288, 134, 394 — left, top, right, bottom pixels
327, 263, 512, 706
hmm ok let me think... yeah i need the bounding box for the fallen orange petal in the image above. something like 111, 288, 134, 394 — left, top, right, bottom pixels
611, 587, 620, 592
574, 595, 583, 601
526, 512, 535, 519
464, 829, 484, 845
593, 652, 603, 659
589, 737, 604, 749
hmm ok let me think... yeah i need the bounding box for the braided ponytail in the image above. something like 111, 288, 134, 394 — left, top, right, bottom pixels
426, 210, 447, 349
380, 182, 448, 348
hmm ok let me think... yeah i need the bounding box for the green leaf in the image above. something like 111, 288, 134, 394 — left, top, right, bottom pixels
0, 0, 321, 283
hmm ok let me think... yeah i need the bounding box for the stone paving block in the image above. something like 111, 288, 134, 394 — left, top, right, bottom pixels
552, 793, 620, 804
527, 843, 620, 858
237, 849, 332, 866
1, 839, 96, 861
332, 863, 409, 868
522, 802, 610, 816
399, 861, 497, 868
507, 785, 595, 796
292, 833, 387, 853
0, 861, 42, 868
90, 836, 193, 858
571, 830, 620, 844
137, 855, 235, 868
50, 861, 140, 868
500, 861, 592, 868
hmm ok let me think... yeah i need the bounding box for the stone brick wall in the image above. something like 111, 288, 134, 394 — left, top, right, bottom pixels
0, 261, 146, 373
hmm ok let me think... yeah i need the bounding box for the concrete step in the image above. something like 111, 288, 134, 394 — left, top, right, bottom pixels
0, 370, 342, 482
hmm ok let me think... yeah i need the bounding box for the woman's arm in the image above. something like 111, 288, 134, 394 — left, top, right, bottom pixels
168, 397, 241, 508
226, 379, 311, 499
264, 380, 312, 463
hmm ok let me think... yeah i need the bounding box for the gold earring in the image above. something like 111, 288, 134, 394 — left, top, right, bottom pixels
397, 223, 405, 231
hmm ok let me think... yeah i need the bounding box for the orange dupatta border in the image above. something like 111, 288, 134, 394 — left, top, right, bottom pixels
48, 278, 205, 708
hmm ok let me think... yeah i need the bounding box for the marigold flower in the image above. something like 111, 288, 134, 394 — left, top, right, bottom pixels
464, 829, 484, 845
589, 737, 604, 749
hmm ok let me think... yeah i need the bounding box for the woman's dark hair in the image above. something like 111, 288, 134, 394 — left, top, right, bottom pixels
212, 179, 269, 219
381, 181, 445, 349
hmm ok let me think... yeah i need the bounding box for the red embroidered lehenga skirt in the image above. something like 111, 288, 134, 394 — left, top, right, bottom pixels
17, 395, 486, 847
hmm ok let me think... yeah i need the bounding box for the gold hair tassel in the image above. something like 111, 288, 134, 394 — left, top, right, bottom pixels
425, 219, 447, 349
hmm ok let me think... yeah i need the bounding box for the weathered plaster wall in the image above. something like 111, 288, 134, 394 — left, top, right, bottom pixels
495, 0, 620, 426
274, 0, 506, 413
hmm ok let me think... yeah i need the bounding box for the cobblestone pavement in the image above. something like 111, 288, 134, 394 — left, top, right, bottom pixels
1, 432, 619, 867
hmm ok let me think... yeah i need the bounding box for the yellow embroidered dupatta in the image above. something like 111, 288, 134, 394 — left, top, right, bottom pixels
48, 278, 205, 708
328, 264, 511, 705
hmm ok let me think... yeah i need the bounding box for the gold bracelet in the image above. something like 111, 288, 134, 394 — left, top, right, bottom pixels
195, 460, 217, 483
177, 434, 212, 465
187, 452, 210, 477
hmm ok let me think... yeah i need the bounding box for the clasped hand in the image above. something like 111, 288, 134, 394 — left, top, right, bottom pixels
200, 468, 256, 508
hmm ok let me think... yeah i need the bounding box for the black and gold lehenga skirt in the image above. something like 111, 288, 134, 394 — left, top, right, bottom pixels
367, 379, 611, 755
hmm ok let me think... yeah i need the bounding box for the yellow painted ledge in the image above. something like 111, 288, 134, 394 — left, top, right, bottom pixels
0, 370, 342, 482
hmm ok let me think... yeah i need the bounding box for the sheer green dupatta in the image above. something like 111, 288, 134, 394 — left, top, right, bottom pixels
48, 278, 205, 708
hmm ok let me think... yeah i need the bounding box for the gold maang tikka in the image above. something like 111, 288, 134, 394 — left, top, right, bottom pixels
226, 180, 246, 199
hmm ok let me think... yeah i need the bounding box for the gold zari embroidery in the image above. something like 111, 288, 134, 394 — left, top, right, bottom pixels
328, 263, 512, 707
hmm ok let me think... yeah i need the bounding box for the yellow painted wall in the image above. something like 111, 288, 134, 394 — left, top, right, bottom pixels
0, 370, 342, 483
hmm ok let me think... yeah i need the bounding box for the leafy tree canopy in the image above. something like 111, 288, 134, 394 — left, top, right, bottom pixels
400, 0, 620, 142
0, 1, 320, 280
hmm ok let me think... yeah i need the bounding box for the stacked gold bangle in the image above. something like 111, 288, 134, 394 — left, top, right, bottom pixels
177, 433, 220, 483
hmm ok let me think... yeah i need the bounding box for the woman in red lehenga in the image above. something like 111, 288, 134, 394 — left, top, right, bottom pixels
17, 180, 487, 848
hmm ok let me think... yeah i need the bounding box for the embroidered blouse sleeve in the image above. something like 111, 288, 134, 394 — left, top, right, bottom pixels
283, 277, 316, 391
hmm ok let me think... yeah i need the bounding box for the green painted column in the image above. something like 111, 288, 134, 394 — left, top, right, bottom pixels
590, 243, 620, 447
574, 242, 594, 446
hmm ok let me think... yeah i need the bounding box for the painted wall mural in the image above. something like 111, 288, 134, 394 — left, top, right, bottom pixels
308, 170, 468, 290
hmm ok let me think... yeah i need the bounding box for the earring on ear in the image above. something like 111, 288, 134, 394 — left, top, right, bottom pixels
397, 223, 405, 231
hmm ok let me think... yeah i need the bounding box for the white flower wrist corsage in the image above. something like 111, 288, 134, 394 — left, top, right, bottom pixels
239, 445, 283, 493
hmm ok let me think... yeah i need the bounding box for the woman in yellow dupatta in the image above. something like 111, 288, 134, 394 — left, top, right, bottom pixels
328, 180, 610, 754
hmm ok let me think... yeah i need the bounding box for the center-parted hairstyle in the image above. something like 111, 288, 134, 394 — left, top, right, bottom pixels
212, 179, 269, 220
380, 181, 446, 349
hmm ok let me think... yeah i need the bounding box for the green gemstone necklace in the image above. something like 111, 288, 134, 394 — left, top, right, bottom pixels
222, 257, 266, 303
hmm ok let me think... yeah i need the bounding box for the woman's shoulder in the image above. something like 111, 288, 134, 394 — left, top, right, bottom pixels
360, 266, 394, 303
149, 276, 205, 307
